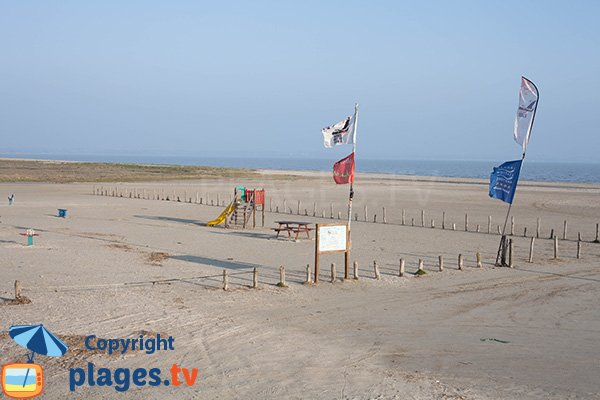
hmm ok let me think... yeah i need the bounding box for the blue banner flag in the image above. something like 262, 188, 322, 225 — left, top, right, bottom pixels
489, 160, 523, 204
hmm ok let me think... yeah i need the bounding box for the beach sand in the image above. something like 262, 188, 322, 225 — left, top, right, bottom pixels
1, 172, 599, 399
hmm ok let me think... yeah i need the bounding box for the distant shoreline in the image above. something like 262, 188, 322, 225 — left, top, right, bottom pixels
1, 157, 599, 190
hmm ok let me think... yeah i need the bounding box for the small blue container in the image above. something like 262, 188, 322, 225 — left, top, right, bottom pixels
58, 209, 68, 218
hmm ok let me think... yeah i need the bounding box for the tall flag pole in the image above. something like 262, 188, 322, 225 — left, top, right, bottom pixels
322, 104, 358, 234
348, 103, 358, 232
493, 77, 539, 266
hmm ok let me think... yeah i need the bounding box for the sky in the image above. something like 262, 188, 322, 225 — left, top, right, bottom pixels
1, 1, 599, 163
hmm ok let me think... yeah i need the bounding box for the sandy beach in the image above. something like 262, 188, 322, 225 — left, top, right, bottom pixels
1, 170, 599, 399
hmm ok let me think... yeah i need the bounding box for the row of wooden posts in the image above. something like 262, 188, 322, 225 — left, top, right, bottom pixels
12, 234, 585, 297
93, 186, 600, 243
219, 252, 503, 290
93, 186, 231, 206
220, 238, 586, 290
272, 201, 599, 243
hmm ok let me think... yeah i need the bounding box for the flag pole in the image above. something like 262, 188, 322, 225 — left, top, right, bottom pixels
495, 77, 539, 266
495, 161, 520, 266
347, 103, 358, 234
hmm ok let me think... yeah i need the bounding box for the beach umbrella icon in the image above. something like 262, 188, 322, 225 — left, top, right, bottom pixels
9, 324, 68, 387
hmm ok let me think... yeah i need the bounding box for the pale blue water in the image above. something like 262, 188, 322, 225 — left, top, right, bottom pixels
4, 368, 36, 386
2, 153, 599, 184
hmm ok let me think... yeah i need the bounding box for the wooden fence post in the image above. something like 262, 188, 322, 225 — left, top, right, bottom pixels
452, 223, 456, 231
528, 237, 535, 263
399, 259, 405, 277
438, 256, 444, 272
373, 261, 380, 280
421, 210, 425, 227
562, 220, 568, 240
279, 265, 286, 287
508, 239, 514, 268
330, 263, 336, 283
304, 264, 312, 285
536, 217, 541, 238
339, 211, 342, 220
431, 219, 435, 229
550, 228, 555, 240
458, 254, 464, 270
401, 209, 405, 225
595, 223, 599, 243
253, 267, 258, 288
313, 202, 316, 217
465, 213, 468, 231
488, 216, 492, 234
442, 211, 446, 230
383, 207, 387, 224
476, 252, 482, 268
553, 236, 558, 259
330, 203, 334, 219
353, 261, 359, 280
364, 205, 368, 222
297, 200, 301, 215
14, 280, 22, 300
510, 216, 514, 236
373, 214, 377, 223
523, 227, 527, 237
418, 259, 424, 273
577, 240, 581, 259
223, 270, 228, 291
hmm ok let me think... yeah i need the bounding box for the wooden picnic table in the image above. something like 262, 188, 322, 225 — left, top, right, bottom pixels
272, 221, 313, 240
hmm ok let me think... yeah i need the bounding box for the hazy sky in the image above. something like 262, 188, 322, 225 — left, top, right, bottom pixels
1, 1, 599, 162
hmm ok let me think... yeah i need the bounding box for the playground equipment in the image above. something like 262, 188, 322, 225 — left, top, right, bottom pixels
207, 202, 236, 226
208, 187, 265, 228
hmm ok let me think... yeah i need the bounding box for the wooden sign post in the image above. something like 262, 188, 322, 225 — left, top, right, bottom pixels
314, 223, 350, 284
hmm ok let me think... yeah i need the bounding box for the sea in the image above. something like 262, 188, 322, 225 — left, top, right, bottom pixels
1, 154, 599, 184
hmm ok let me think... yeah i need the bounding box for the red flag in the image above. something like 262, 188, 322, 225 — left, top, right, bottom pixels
333, 152, 355, 184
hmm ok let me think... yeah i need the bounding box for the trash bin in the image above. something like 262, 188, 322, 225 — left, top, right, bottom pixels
58, 209, 67, 218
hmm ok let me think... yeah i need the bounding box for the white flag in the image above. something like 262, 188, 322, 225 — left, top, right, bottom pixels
513, 76, 539, 153
322, 115, 354, 148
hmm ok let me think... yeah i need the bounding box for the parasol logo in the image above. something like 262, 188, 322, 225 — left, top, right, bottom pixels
1, 324, 68, 399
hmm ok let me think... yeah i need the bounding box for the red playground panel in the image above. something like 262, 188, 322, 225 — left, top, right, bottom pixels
246, 189, 265, 205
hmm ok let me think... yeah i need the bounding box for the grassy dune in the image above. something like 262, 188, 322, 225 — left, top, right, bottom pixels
0, 159, 265, 183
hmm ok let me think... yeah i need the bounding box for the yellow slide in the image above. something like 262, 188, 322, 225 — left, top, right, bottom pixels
207, 202, 236, 226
